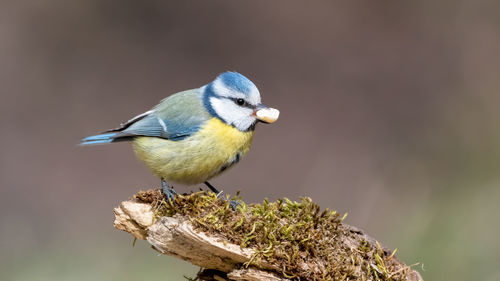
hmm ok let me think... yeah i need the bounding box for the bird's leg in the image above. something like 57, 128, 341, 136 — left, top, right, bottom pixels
161, 179, 177, 202
204, 181, 240, 210
204, 181, 222, 197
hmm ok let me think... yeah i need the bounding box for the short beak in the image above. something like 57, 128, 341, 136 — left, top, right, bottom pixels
253, 104, 280, 123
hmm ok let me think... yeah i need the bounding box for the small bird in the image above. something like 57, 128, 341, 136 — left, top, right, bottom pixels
81, 72, 279, 200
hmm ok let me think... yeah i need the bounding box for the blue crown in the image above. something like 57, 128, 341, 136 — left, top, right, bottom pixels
218, 71, 256, 95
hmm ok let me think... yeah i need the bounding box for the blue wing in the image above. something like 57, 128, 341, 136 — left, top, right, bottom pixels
81, 89, 211, 145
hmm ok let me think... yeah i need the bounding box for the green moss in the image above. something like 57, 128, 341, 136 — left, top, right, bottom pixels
134, 189, 411, 281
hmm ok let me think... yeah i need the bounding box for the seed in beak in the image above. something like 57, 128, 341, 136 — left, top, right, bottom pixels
255, 107, 280, 123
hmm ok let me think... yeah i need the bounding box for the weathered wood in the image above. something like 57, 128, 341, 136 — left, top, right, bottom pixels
114, 199, 423, 281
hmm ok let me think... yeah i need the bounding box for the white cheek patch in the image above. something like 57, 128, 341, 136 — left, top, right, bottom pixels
210, 97, 256, 131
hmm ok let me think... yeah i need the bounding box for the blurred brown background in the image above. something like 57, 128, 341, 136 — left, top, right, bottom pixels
1, 1, 500, 280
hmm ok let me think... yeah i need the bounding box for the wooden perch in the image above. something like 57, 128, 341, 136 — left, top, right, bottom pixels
113, 190, 423, 281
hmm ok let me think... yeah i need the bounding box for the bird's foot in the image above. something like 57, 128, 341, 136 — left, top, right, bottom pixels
228, 199, 241, 211
215, 193, 241, 211
204, 181, 240, 211
163, 187, 177, 202
161, 180, 177, 202
211, 190, 241, 211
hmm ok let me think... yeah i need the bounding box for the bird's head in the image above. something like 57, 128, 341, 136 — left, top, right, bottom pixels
203, 72, 280, 131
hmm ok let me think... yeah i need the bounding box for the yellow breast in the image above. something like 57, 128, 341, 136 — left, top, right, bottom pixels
132, 118, 254, 185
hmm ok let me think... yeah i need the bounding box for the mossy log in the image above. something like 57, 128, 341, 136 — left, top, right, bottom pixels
113, 190, 423, 281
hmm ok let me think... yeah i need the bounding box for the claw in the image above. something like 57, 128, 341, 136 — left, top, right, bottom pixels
229, 200, 241, 211
161, 179, 177, 202
163, 187, 177, 202
204, 181, 240, 211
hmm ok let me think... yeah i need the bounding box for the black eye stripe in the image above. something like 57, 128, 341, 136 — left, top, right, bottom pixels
229, 97, 253, 109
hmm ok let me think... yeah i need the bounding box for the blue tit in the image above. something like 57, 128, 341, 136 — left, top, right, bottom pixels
81, 71, 279, 199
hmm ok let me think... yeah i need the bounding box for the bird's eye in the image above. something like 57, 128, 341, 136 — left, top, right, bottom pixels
236, 98, 245, 106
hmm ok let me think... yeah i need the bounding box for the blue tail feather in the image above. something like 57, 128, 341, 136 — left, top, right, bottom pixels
80, 133, 118, 146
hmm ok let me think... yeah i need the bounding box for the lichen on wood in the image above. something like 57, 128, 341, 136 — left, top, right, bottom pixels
113, 189, 423, 281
